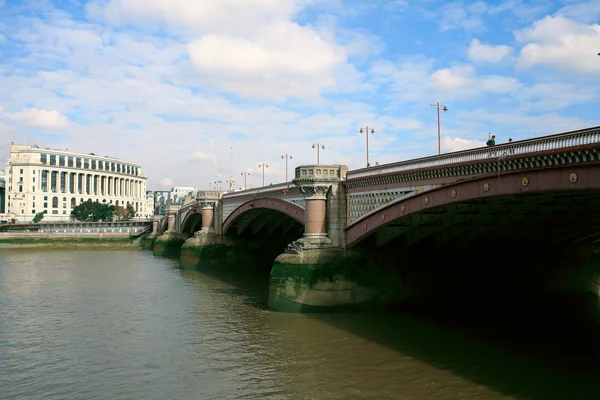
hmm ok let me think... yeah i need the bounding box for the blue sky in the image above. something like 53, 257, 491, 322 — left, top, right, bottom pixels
0, 0, 599, 190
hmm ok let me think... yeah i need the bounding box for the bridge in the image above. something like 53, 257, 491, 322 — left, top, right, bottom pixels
146, 126, 600, 312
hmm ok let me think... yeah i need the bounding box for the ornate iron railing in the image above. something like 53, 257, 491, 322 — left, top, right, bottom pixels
347, 126, 600, 180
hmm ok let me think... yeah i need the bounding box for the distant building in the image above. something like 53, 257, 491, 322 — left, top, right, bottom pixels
170, 186, 196, 204
1, 145, 149, 222
150, 187, 198, 216
0, 169, 5, 215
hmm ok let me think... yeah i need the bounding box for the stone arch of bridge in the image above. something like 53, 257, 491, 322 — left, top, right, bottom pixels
346, 165, 600, 248
180, 209, 203, 235
158, 216, 169, 234
222, 198, 305, 236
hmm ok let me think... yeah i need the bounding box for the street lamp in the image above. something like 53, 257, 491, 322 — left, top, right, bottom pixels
281, 154, 293, 182
312, 143, 324, 165
430, 102, 448, 155
257, 163, 269, 186
359, 126, 375, 167
240, 171, 250, 190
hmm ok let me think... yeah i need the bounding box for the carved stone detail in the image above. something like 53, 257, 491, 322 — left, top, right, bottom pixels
293, 164, 342, 200
197, 201, 216, 209
299, 185, 331, 200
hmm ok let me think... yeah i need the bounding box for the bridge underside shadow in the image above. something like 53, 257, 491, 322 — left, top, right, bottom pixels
349, 190, 600, 367
224, 208, 304, 269
180, 206, 304, 286
353, 190, 600, 302
368, 190, 600, 249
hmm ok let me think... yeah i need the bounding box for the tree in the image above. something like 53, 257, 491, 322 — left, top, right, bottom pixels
32, 212, 44, 223
71, 200, 115, 222
113, 205, 129, 221
126, 204, 136, 219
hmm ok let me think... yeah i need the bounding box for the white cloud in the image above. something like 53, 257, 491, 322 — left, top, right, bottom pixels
515, 16, 600, 73
187, 23, 346, 100
3, 108, 70, 129
479, 76, 522, 94
516, 82, 597, 110
87, 0, 298, 36
89, 0, 350, 100
159, 177, 173, 187
190, 152, 216, 162
556, 0, 600, 24
430, 65, 474, 90
441, 136, 486, 153
467, 39, 512, 63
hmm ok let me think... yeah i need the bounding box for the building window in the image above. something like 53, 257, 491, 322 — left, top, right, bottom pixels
20, 177, 23, 182
59, 156, 65, 166
44, 202, 48, 208
33, 186, 35, 192
52, 196, 58, 208
76, 158, 82, 168
49, 155, 56, 166
19, 185, 22, 193
41, 171, 47, 191
51, 171, 57, 192
32, 210, 35, 214
84, 159, 89, 169
33, 177, 35, 183
41, 154, 47, 164
20, 168, 23, 174
63, 210, 66, 214
52, 210, 58, 214
70, 173, 75, 194
60, 172, 66, 192
99, 161, 103, 170
91, 160, 96, 170
71, 198, 76, 209
68, 157, 73, 167
33, 202, 35, 207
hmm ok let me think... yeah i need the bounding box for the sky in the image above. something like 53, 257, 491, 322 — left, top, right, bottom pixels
0, 0, 599, 190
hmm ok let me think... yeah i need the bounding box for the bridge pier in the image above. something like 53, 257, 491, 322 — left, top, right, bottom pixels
153, 214, 188, 258
140, 218, 161, 250
179, 199, 238, 270
269, 165, 387, 312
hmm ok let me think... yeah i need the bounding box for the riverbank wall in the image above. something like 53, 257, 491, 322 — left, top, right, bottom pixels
0, 232, 140, 248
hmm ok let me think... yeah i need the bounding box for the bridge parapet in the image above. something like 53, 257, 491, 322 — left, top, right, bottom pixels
345, 126, 600, 226
347, 126, 600, 181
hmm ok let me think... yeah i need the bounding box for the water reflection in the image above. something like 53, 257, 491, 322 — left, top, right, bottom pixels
0, 249, 598, 400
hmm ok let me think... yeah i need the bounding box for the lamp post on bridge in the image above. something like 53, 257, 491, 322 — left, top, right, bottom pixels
312, 143, 324, 165
359, 126, 374, 167
258, 163, 269, 187
240, 171, 250, 190
430, 101, 448, 155
281, 154, 293, 182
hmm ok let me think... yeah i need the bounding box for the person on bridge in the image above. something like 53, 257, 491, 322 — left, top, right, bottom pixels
486, 135, 496, 146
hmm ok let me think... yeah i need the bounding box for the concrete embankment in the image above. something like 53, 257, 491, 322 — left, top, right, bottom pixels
0, 232, 140, 248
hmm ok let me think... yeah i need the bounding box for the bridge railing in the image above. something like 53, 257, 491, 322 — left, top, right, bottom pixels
222, 182, 293, 199
347, 126, 600, 179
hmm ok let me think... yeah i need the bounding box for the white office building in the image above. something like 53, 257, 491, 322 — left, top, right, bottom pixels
2, 145, 149, 222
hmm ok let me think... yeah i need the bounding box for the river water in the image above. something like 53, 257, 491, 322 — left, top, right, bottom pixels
0, 248, 598, 399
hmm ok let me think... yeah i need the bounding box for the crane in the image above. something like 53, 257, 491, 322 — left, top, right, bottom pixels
209, 136, 224, 190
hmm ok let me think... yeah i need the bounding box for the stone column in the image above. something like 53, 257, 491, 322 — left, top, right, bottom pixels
291, 165, 343, 248
167, 214, 175, 231
302, 186, 329, 238
200, 202, 215, 231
